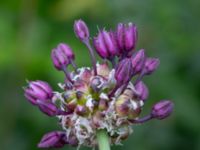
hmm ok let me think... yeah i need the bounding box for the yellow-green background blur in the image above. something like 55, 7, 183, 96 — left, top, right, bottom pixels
0, 0, 200, 150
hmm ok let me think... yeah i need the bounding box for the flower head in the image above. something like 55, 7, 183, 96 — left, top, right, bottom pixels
24, 20, 174, 149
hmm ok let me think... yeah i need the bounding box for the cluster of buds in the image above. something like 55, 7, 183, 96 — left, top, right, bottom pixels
24, 20, 174, 149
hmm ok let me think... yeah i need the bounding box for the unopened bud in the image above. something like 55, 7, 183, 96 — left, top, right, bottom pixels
24, 80, 53, 105
93, 30, 118, 59
143, 58, 160, 75
51, 43, 74, 70
115, 58, 133, 85
74, 19, 89, 41
131, 49, 145, 75
38, 131, 67, 148
116, 23, 137, 55
151, 100, 174, 120
135, 81, 149, 101
37, 100, 60, 116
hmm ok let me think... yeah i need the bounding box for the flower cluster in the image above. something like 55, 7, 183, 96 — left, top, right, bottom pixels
24, 20, 174, 149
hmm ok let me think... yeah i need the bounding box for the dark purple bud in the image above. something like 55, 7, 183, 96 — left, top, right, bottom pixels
36, 100, 60, 116
51, 43, 74, 70
135, 81, 149, 101
151, 100, 174, 120
93, 30, 118, 59
74, 19, 89, 41
143, 58, 160, 75
115, 58, 133, 85
131, 49, 145, 75
38, 131, 67, 148
116, 23, 137, 54
24, 80, 53, 105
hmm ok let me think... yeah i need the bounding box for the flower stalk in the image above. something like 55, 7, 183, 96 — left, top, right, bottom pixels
97, 130, 110, 150
83, 39, 97, 75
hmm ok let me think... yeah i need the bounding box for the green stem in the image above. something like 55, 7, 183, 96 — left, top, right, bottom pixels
96, 129, 111, 150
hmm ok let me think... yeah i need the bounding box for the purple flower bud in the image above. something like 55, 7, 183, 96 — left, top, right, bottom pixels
74, 19, 89, 41
151, 100, 174, 120
38, 131, 67, 148
143, 58, 160, 75
36, 100, 60, 116
24, 80, 53, 105
93, 30, 118, 59
115, 58, 133, 86
51, 43, 74, 70
131, 49, 145, 75
135, 81, 149, 101
116, 23, 137, 55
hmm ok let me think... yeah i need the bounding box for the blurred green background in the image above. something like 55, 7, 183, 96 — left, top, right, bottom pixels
1, 0, 200, 150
